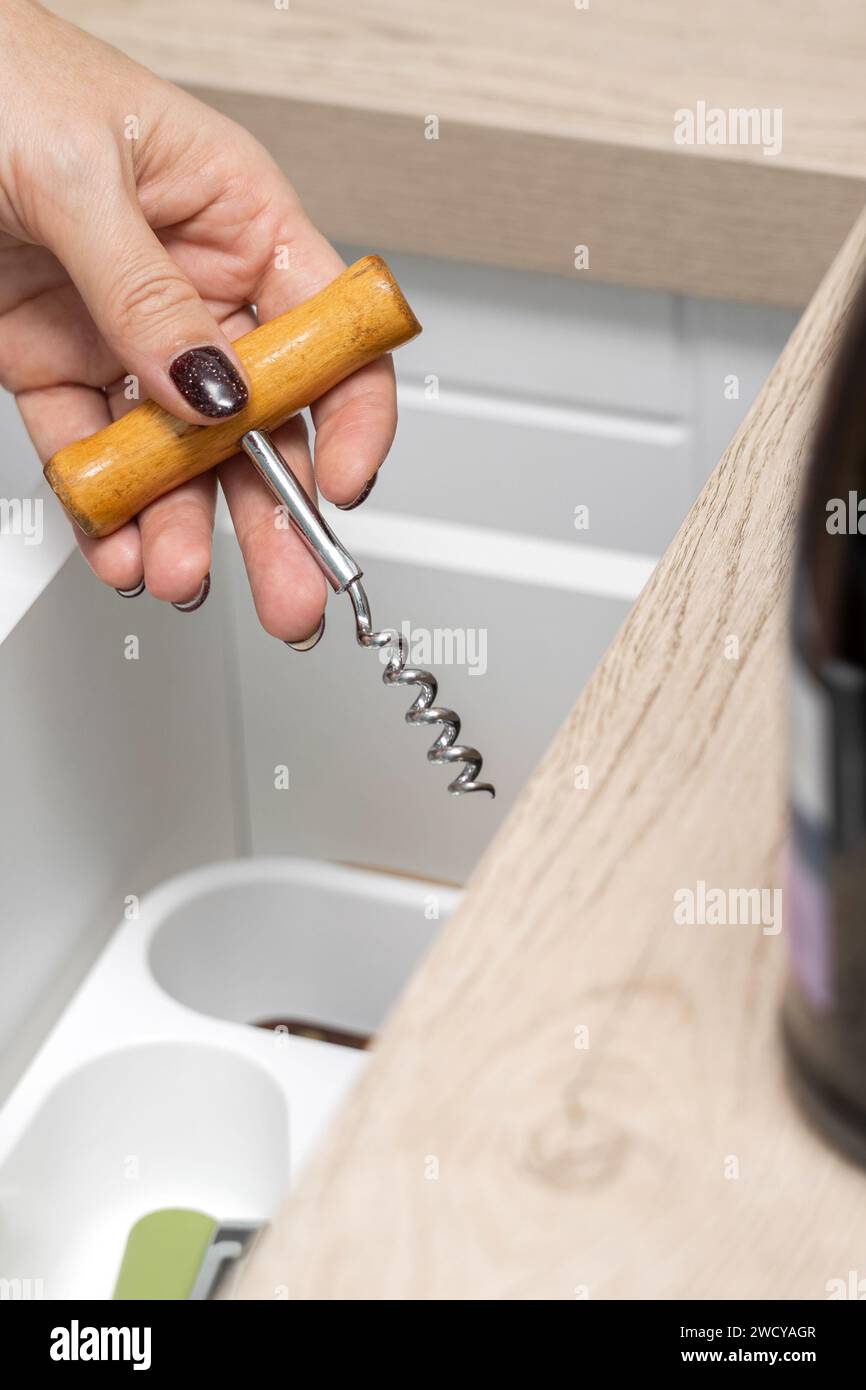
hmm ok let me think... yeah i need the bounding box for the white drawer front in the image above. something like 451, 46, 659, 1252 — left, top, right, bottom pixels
682, 298, 800, 489
227, 535, 635, 884
341, 246, 686, 416
380, 385, 689, 556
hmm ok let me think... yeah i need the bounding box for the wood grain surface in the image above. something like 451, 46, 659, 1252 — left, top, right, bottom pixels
50, 0, 866, 305
236, 209, 866, 1300
44, 256, 419, 536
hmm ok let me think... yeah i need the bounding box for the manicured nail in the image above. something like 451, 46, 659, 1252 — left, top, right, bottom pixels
335, 474, 377, 511
284, 613, 325, 652
115, 578, 145, 598
171, 572, 211, 613
169, 347, 248, 418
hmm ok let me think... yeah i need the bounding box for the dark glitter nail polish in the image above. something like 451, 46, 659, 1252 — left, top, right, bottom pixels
169, 347, 248, 419
171, 572, 211, 613
336, 474, 377, 511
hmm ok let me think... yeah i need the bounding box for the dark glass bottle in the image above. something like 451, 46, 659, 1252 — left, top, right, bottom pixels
784, 272, 866, 1159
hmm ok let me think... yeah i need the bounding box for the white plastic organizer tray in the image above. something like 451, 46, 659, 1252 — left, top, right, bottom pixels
0, 857, 455, 1298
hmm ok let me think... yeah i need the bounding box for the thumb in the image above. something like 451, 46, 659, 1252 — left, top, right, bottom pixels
49, 188, 249, 424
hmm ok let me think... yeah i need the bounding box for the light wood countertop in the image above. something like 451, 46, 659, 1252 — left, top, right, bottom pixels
234, 208, 866, 1299
52, 0, 866, 305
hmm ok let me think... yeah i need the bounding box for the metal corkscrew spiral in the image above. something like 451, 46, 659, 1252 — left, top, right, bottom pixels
242, 430, 495, 798
346, 579, 494, 796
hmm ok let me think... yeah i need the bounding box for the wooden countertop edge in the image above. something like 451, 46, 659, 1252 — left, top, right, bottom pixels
185, 71, 860, 175
47, 1, 866, 302
190, 84, 866, 308
237, 207, 866, 1300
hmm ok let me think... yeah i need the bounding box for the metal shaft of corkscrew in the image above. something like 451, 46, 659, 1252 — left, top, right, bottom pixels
241, 429, 495, 797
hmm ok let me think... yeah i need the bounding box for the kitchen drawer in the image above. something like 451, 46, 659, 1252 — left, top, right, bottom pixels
225, 532, 633, 883
380, 384, 689, 556
340, 245, 686, 417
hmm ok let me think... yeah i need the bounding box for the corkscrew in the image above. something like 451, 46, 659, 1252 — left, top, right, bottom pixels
43, 255, 494, 799
241, 430, 494, 797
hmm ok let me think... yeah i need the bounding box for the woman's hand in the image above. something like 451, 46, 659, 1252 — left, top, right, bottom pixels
0, 0, 395, 640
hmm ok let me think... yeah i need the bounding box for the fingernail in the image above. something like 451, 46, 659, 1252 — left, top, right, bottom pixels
172, 572, 211, 613
115, 578, 145, 598
169, 347, 249, 419
335, 474, 377, 511
284, 613, 325, 652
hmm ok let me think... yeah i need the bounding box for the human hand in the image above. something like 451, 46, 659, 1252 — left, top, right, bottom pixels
0, 0, 395, 640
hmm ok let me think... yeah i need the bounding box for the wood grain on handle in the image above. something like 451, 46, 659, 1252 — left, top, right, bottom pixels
44, 256, 421, 538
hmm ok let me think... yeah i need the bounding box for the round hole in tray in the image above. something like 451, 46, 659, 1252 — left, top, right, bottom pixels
147, 866, 440, 1036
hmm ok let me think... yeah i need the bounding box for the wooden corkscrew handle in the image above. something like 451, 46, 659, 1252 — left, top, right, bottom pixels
44, 256, 421, 538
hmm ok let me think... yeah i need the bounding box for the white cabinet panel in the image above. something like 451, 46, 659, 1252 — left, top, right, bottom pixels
382, 386, 690, 555
0, 552, 238, 1099
337, 248, 796, 560
229, 540, 632, 883
341, 245, 686, 416
682, 298, 800, 490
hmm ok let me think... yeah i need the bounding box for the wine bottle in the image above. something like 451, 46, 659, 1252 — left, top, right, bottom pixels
785, 270, 866, 1159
